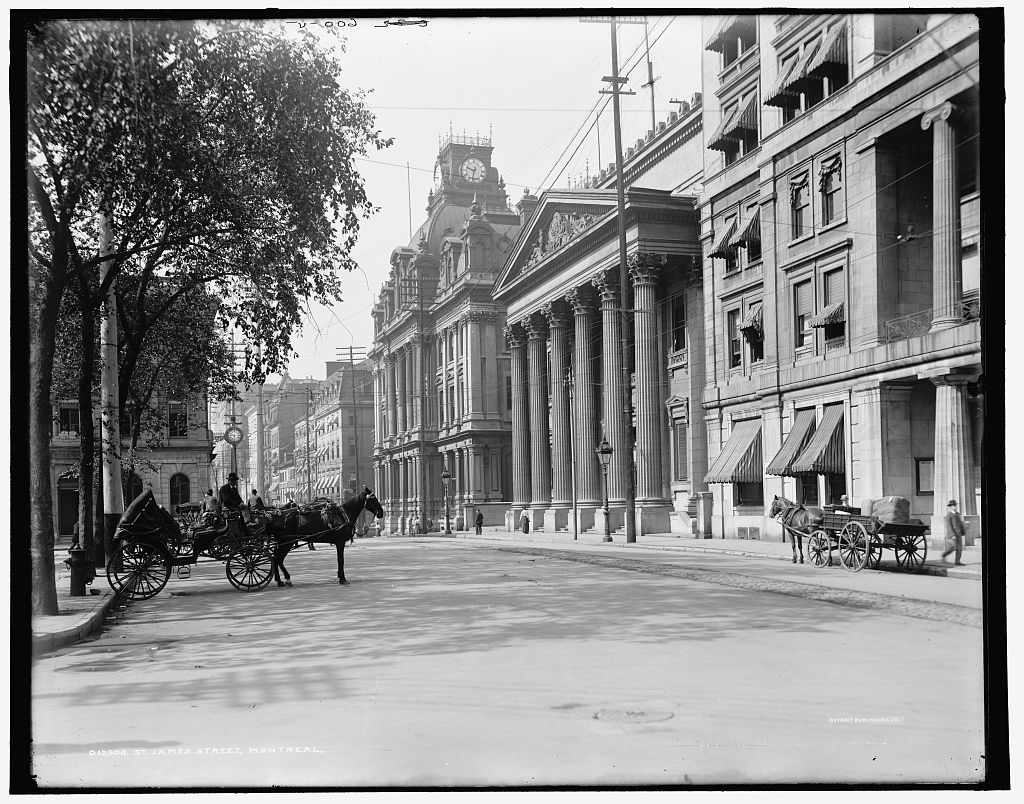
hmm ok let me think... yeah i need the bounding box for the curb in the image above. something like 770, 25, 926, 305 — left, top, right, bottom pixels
32, 589, 119, 656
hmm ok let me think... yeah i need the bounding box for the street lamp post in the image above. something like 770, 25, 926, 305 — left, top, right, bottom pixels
596, 435, 614, 543
441, 467, 451, 535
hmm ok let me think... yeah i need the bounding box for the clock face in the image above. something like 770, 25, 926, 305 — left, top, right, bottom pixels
460, 157, 485, 183
225, 426, 244, 445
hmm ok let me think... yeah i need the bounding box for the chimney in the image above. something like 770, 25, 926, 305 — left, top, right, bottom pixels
517, 188, 540, 223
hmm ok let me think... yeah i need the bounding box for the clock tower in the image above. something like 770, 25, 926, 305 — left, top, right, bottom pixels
429, 131, 510, 213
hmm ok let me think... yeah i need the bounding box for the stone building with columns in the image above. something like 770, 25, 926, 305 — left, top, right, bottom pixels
370, 133, 526, 533
492, 100, 706, 537
697, 12, 983, 543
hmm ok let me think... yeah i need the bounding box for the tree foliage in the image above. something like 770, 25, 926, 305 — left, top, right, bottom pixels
26, 18, 391, 614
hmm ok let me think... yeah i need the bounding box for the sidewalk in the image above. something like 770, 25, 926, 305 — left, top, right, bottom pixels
32, 548, 118, 656
439, 526, 983, 581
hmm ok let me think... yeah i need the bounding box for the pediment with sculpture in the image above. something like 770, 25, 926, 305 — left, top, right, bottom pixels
523, 210, 603, 270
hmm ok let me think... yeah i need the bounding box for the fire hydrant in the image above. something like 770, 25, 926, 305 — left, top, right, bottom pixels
65, 545, 93, 597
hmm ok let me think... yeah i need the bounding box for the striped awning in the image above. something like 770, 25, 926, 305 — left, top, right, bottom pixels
704, 15, 738, 52
787, 35, 824, 94
707, 103, 741, 152
790, 405, 845, 475
765, 409, 817, 477
729, 208, 761, 248
708, 95, 757, 152
764, 56, 801, 109
806, 22, 848, 77
704, 419, 763, 484
708, 218, 738, 259
809, 300, 845, 327
739, 305, 763, 341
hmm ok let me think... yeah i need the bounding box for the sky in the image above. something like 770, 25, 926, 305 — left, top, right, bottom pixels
276, 13, 704, 381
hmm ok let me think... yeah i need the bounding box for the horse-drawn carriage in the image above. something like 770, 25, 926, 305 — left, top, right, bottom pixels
770, 495, 930, 573
105, 487, 385, 599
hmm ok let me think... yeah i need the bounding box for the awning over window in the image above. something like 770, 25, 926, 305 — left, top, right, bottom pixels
705, 419, 763, 484
787, 36, 823, 94
790, 405, 845, 475
704, 15, 738, 52
729, 208, 761, 248
806, 22, 848, 77
809, 300, 845, 327
739, 305, 763, 341
766, 36, 823, 108
708, 95, 757, 152
708, 218, 738, 259
765, 409, 817, 477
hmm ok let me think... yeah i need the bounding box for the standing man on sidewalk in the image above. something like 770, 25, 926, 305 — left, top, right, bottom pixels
942, 499, 967, 565
475, 509, 484, 535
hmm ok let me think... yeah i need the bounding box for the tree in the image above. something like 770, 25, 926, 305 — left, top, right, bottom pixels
27, 19, 391, 614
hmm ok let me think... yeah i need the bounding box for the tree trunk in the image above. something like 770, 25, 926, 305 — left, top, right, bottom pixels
30, 274, 64, 615
93, 457, 105, 569
76, 276, 96, 580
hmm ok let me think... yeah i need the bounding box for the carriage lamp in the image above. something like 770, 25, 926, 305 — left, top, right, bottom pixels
596, 436, 614, 543
441, 468, 451, 535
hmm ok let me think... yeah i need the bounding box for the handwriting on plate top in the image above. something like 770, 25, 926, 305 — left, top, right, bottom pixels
524, 211, 598, 269
376, 18, 429, 27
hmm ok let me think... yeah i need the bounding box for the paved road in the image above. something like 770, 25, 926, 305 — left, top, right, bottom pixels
32, 540, 985, 788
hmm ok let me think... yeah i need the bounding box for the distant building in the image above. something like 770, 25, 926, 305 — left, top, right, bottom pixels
308, 360, 374, 502
370, 133, 525, 533
697, 12, 982, 542
51, 396, 212, 537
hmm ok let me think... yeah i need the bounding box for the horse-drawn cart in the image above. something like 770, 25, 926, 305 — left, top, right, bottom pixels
106, 490, 275, 600
806, 506, 930, 573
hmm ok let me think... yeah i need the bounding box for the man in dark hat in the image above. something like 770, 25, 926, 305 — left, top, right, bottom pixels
219, 472, 244, 513
942, 499, 967, 565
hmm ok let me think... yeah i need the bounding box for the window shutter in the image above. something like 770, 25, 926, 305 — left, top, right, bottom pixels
674, 423, 689, 481
795, 280, 812, 315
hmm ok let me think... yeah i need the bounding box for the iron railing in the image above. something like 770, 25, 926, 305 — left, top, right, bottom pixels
884, 295, 982, 343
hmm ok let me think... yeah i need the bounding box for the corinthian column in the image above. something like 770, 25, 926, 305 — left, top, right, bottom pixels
629, 252, 668, 502
567, 285, 601, 507
386, 355, 397, 439
505, 323, 531, 523
932, 375, 975, 543
544, 301, 572, 531
525, 313, 552, 523
593, 271, 627, 504
921, 101, 961, 332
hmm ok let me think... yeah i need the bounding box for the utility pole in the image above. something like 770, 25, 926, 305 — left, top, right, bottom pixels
306, 387, 313, 502
336, 345, 368, 497
585, 14, 643, 543
641, 17, 659, 134
98, 202, 124, 563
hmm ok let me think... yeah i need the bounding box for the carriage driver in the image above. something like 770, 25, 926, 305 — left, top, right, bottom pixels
219, 472, 245, 536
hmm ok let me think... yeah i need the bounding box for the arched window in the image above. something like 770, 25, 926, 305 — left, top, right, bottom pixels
170, 473, 190, 508
124, 472, 144, 503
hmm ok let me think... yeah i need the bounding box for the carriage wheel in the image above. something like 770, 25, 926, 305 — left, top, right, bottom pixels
894, 533, 928, 573
207, 534, 237, 561
106, 541, 171, 600
225, 546, 274, 592
867, 535, 884, 570
838, 522, 870, 572
807, 530, 831, 568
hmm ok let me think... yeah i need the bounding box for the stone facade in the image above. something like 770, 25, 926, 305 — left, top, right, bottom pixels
698, 13, 983, 543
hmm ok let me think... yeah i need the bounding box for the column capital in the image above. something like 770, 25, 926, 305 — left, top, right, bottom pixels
628, 251, 667, 286
542, 299, 572, 330
929, 372, 973, 388
524, 312, 549, 340
566, 284, 599, 316
503, 321, 528, 349
921, 101, 956, 131
591, 270, 620, 303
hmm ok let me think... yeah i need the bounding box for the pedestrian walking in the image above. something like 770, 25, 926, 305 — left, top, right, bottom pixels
942, 499, 967, 565
520, 511, 530, 534
475, 509, 484, 535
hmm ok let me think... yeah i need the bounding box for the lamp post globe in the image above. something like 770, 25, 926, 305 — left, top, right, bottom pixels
440, 468, 452, 534
596, 437, 614, 542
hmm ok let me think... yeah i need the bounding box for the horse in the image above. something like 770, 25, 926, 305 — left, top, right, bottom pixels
768, 494, 825, 564
266, 487, 384, 587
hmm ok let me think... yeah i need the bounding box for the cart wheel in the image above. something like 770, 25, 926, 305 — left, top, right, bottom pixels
838, 521, 869, 572
867, 535, 884, 570
207, 534, 237, 561
894, 533, 928, 573
106, 541, 171, 600
807, 530, 831, 568
225, 546, 274, 592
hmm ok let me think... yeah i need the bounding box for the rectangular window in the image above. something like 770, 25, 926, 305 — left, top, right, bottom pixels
727, 309, 742, 369
734, 481, 764, 507
747, 303, 764, 363
671, 294, 686, 352
823, 268, 846, 346
59, 405, 80, 435
799, 474, 819, 506
791, 174, 809, 239
673, 422, 688, 481
794, 280, 812, 348
168, 402, 187, 438
348, 439, 356, 457
821, 155, 843, 224
916, 458, 934, 495
480, 357, 487, 414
